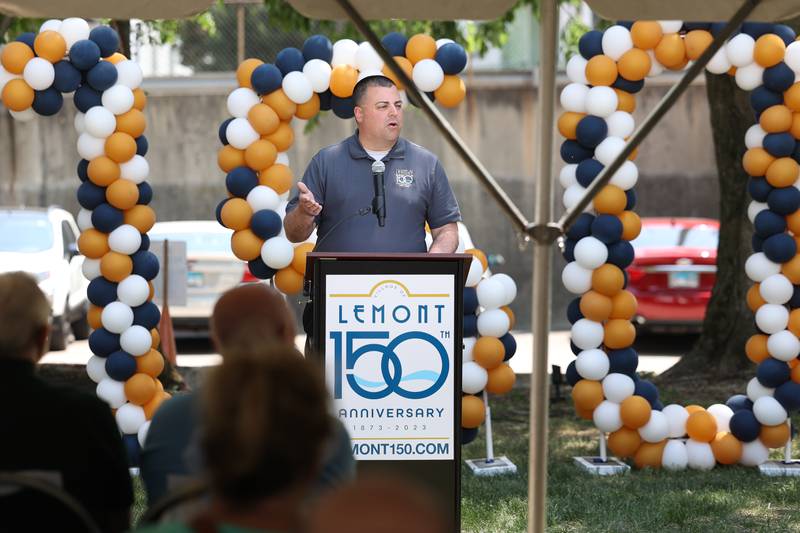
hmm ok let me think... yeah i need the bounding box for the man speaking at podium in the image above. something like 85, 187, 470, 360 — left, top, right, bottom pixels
283, 75, 461, 254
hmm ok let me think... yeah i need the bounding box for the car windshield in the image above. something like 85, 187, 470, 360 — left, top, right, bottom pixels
0, 212, 53, 252
148, 231, 231, 254
632, 224, 718, 249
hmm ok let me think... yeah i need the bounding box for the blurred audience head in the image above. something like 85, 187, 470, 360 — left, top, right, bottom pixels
0, 272, 51, 362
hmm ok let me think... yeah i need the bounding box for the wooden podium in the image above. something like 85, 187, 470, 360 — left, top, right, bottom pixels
305, 252, 471, 529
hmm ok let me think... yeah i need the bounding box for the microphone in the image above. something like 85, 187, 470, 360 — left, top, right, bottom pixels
372, 159, 386, 227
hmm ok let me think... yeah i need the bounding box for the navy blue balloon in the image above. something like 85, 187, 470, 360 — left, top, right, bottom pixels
578, 30, 604, 59
591, 214, 623, 244
133, 302, 161, 329
86, 60, 118, 91
576, 116, 608, 149
625, 189, 637, 210
218, 118, 233, 145
123, 434, 140, 466
69, 39, 101, 71
634, 380, 659, 407
131, 250, 159, 280
87, 277, 118, 307
89, 26, 120, 57
135, 135, 149, 157
247, 257, 277, 280
729, 409, 761, 442
560, 140, 593, 164
139, 234, 150, 252
88, 328, 120, 357
463, 314, 478, 338
773, 24, 797, 45
684, 23, 712, 31
566, 361, 580, 386
331, 95, 355, 119
748, 177, 773, 202
137, 182, 153, 205
757, 357, 791, 388
763, 132, 796, 158
569, 341, 581, 356
77, 181, 107, 210
226, 167, 259, 198
318, 90, 332, 111
789, 285, 800, 307
763, 233, 797, 263
726, 394, 753, 412
750, 86, 784, 115
500, 333, 517, 361
435, 43, 468, 75
612, 76, 643, 94
607, 240, 635, 269
250, 64, 283, 95
562, 238, 575, 262
91, 203, 124, 233
250, 209, 283, 240
215, 199, 227, 225
652, 400, 664, 411
754, 209, 786, 238
105, 351, 137, 381
77, 159, 90, 182
381, 32, 408, 57
73, 84, 102, 113
616, 21, 634, 30
15, 32, 35, 49
31, 88, 62, 116
740, 22, 773, 39
608, 347, 638, 376
302, 34, 333, 63
53, 60, 82, 93
752, 234, 764, 253
566, 213, 595, 240
763, 62, 795, 93
767, 186, 800, 215
567, 297, 583, 324
793, 143, 800, 165
463, 287, 479, 315
774, 381, 800, 411
575, 159, 604, 187
275, 47, 305, 75
710, 22, 740, 37
461, 426, 479, 445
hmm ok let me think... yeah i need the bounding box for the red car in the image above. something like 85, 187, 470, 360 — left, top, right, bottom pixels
626, 218, 719, 333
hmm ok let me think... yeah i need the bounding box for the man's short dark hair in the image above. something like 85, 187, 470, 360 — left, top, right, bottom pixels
352, 75, 397, 107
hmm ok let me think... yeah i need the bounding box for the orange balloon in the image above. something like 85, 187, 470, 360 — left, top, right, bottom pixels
382, 56, 413, 89
275, 266, 304, 295
292, 242, 315, 274
593, 185, 627, 215
472, 337, 505, 370
745, 334, 770, 364
686, 410, 717, 442
123, 205, 156, 233
609, 290, 637, 320
132, 88, 147, 111
558, 112, 585, 140
766, 157, 799, 188
218, 145, 246, 173
742, 148, 775, 177
244, 139, 278, 171
220, 198, 253, 231
500, 306, 516, 330
106, 53, 127, 65
685, 404, 705, 415
106, 179, 139, 210
579, 290, 613, 322
685, 30, 713, 60
604, 319, 636, 349
760, 105, 793, 133
124, 373, 157, 405
1, 42, 34, 74
618, 211, 642, 241
143, 390, 168, 420
792, 363, 800, 383
789, 309, 800, 337
100, 251, 133, 282
435, 75, 466, 108
754, 34, 786, 68
634, 440, 666, 469
247, 103, 281, 136
608, 427, 642, 458
615, 89, 636, 113
231, 229, 263, 261
150, 328, 160, 350
149, 282, 155, 302
462, 394, 485, 428
746, 283, 767, 311
137, 348, 165, 378
791, 113, 800, 140
617, 48, 651, 82
654, 33, 686, 69
585, 55, 618, 87
486, 363, 516, 394
785, 84, 800, 112
760, 422, 790, 448
33, 30, 67, 63
575, 405, 595, 420
105, 132, 137, 163
620, 395, 652, 429
406, 34, 437, 65
263, 121, 294, 152
711, 432, 742, 465
236, 58, 264, 89
115, 109, 146, 137
87, 156, 120, 187
88, 305, 103, 330
465, 249, 488, 272
78, 229, 109, 259
259, 164, 293, 195
296, 92, 320, 119
329, 65, 359, 98
2, 78, 34, 111
261, 89, 297, 121
786, 209, 800, 234
630, 21, 663, 50
571, 379, 604, 411
592, 264, 625, 297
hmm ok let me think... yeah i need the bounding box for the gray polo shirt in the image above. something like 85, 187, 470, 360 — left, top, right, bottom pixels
286, 133, 461, 253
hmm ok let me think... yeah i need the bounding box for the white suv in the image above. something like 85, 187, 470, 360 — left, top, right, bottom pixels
0, 207, 89, 350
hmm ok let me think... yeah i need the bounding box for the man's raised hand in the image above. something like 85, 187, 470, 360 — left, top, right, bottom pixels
297, 182, 322, 216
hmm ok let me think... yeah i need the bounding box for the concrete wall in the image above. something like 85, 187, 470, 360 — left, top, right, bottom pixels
0, 72, 720, 330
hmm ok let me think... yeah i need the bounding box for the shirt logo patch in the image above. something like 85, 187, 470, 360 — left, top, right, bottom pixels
395, 169, 414, 188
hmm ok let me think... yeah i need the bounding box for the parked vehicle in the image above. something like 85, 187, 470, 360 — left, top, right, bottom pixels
627, 217, 719, 333
0, 206, 89, 350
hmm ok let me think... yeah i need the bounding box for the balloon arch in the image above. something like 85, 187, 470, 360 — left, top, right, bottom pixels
560, 20, 800, 469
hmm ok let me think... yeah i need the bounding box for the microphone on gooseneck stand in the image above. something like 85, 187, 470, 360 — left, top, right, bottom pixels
372, 159, 386, 227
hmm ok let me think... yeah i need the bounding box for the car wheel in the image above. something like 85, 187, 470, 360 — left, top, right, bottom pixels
71, 308, 90, 340
49, 315, 69, 351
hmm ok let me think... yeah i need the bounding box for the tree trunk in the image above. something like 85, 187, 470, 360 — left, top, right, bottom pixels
110, 20, 131, 58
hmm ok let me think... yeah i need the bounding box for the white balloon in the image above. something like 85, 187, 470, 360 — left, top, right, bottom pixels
705, 47, 732, 75
639, 410, 669, 443
610, 161, 639, 190
576, 348, 609, 380
559, 164, 578, 188
746, 376, 775, 402
331, 39, 359, 67
726, 34, 756, 68
646, 50, 664, 77
477, 309, 511, 337
739, 440, 769, 466
706, 404, 734, 434
760, 274, 793, 304
115, 60, 143, 89
108, 224, 142, 255
560, 83, 589, 113
593, 401, 623, 432
686, 439, 716, 470
767, 330, 800, 362
77, 133, 106, 160
39, 19, 62, 33
785, 41, 800, 72
73, 110, 86, 133
585, 86, 618, 118
490, 273, 517, 306
303, 59, 332, 93
735, 63, 764, 91
276, 152, 290, 166
82, 258, 101, 280
77, 208, 94, 231
101, 301, 134, 334
747, 201, 768, 224
745, 124, 767, 149
84, 106, 117, 138
571, 318, 604, 350
261, 236, 294, 269
476, 278, 506, 310
412, 59, 445, 92
755, 304, 789, 334
138, 420, 151, 447
282, 71, 313, 104
566, 54, 588, 85
745, 252, 781, 282
120, 156, 150, 184
602, 373, 635, 403
753, 396, 788, 426
120, 325, 152, 356
101, 85, 135, 115
116, 403, 146, 434
606, 111, 635, 139
662, 439, 689, 471
86, 355, 109, 383
225, 118, 259, 150
595, 137, 627, 166
355, 42, 384, 72
23, 57, 55, 91
356, 69, 383, 85
662, 404, 689, 438
227, 87, 260, 118
465, 257, 484, 288
59, 17, 90, 49
601, 25, 633, 61
247, 185, 281, 212
462, 361, 489, 394
117, 275, 150, 307
562, 262, 593, 294
574, 236, 609, 270
658, 20, 683, 34
96, 378, 127, 409
462, 336, 477, 362
563, 184, 590, 211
